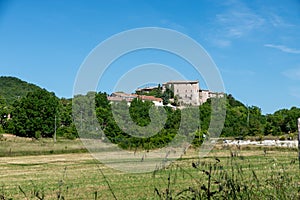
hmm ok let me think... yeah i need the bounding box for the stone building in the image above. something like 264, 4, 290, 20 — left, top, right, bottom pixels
131, 80, 224, 106
199, 89, 210, 105
199, 89, 224, 105
107, 92, 163, 106
162, 80, 200, 106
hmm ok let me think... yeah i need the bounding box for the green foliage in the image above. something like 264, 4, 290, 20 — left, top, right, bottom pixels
161, 85, 174, 105
156, 153, 300, 200
9, 89, 59, 138
72, 92, 100, 137
94, 92, 184, 149
135, 84, 172, 105
192, 129, 206, 146
247, 106, 265, 136
0, 125, 4, 134
34, 131, 41, 139
129, 98, 152, 126
199, 99, 212, 131
0, 95, 8, 132
136, 84, 163, 98
172, 95, 180, 106
59, 98, 73, 127
0, 76, 41, 105
200, 94, 299, 137
57, 125, 78, 139
265, 107, 300, 135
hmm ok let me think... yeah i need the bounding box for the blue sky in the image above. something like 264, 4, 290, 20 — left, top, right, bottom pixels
0, 0, 300, 114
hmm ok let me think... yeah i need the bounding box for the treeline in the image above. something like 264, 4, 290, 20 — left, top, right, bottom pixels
0, 88, 77, 139
0, 76, 41, 106
219, 94, 300, 138
72, 92, 191, 149
1, 87, 300, 149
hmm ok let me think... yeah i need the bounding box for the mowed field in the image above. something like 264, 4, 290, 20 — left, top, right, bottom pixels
0, 136, 299, 199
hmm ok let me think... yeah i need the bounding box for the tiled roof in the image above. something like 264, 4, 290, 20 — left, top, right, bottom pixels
138, 95, 162, 102
111, 92, 138, 98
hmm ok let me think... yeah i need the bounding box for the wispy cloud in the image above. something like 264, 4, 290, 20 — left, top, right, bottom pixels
264, 44, 300, 54
269, 14, 295, 28
211, 39, 231, 48
216, 11, 265, 38
282, 68, 300, 80
209, 1, 265, 48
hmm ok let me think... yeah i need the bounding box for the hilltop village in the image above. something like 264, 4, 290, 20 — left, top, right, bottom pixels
107, 80, 224, 107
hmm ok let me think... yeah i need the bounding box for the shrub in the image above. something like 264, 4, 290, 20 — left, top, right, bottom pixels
0, 125, 4, 134
279, 135, 286, 141
57, 125, 78, 140
34, 131, 41, 139
63, 132, 76, 140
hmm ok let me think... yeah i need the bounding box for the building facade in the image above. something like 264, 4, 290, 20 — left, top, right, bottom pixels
199, 90, 224, 105
107, 92, 163, 106
110, 80, 225, 107
162, 80, 200, 106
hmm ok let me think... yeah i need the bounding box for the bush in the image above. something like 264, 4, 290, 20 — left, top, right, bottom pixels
279, 135, 286, 141
255, 135, 263, 141
34, 131, 41, 139
64, 132, 76, 140
288, 133, 296, 140
57, 125, 78, 140
192, 130, 206, 147
0, 125, 4, 134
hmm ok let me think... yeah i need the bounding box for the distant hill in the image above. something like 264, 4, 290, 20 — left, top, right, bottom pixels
0, 76, 42, 105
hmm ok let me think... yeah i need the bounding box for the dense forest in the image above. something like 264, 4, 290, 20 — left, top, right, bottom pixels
0, 76, 300, 149
0, 76, 41, 105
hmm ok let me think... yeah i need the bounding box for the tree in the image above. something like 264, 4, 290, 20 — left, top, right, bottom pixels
161, 86, 174, 105
172, 95, 180, 106
248, 106, 265, 136
0, 96, 7, 133
0, 76, 41, 106
265, 107, 300, 135
59, 98, 73, 127
129, 98, 152, 126
9, 89, 59, 138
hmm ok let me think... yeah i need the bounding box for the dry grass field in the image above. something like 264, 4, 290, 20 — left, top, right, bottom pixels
0, 136, 299, 199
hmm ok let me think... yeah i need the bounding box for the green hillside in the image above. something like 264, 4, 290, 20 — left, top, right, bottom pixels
0, 76, 42, 105
0, 76, 299, 140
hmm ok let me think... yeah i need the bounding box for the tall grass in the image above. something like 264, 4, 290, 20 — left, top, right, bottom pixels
154, 151, 300, 200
